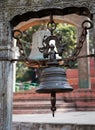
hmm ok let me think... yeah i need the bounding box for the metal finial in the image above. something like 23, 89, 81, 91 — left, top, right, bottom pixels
51, 92, 56, 117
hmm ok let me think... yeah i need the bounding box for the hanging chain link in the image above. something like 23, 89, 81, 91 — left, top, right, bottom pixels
12, 30, 41, 67
12, 30, 27, 59
47, 14, 56, 35
64, 20, 93, 67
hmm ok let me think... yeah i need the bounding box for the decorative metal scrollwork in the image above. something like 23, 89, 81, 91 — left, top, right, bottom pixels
39, 35, 66, 59
12, 15, 93, 68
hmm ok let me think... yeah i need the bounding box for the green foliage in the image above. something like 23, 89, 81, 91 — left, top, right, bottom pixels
22, 25, 41, 43
16, 62, 28, 82
16, 62, 39, 83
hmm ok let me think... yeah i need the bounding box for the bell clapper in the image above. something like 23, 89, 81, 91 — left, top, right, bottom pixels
51, 92, 56, 117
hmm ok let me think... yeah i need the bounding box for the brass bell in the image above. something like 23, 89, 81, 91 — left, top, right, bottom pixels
36, 66, 73, 93
36, 66, 73, 117
36, 15, 73, 117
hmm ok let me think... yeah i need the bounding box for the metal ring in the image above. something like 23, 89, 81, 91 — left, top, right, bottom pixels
82, 20, 93, 29
47, 22, 56, 31
12, 30, 22, 40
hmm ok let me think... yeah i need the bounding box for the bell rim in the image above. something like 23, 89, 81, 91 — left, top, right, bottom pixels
36, 87, 73, 93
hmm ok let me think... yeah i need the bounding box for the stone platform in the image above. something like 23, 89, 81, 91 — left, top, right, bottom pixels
12, 111, 95, 130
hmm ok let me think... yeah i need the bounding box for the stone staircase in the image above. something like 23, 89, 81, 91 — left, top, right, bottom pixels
13, 88, 95, 114
63, 89, 95, 111
13, 59, 95, 114
13, 90, 76, 114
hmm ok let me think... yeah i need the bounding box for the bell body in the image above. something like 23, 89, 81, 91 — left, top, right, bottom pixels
28, 30, 50, 60
36, 67, 73, 93
28, 30, 61, 61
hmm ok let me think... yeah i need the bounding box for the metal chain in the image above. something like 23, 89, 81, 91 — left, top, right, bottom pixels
72, 26, 87, 60
12, 30, 40, 68
12, 30, 27, 59
12, 20, 93, 68
64, 20, 93, 67
47, 14, 56, 35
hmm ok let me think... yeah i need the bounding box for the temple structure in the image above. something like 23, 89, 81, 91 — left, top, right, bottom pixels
0, 0, 95, 129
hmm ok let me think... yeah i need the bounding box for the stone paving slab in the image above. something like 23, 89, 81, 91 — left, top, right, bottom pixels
13, 111, 95, 125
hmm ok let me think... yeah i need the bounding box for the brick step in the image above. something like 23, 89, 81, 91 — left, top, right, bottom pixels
13, 108, 75, 114
13, 97, 64, 102
13, 104, 76, 114
13, 98, 76, 114
64, 97, 95, 102
13, 102, 75, 109
63, 97, 95, 102
13, 109, 52, 114
13, 88, 95, 114
13, 93, 64, 101
13, 97, 63, 101
76, 101, 95, 111
63, 89, 95, 103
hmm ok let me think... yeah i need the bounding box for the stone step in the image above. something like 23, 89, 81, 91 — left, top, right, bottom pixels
13, 89, 95, 114
13, 103, 76, 114
13, 109, 51, 114
13, 92, 64, 101
13, 101, 75, 109
13, 99, 76, 114
13, 108, 75, 114
76, 101, 95, 111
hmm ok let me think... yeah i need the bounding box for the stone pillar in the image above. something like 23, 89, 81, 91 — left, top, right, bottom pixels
77, 27, 91, 88
0, 21, 14, 130
92, 15, 95, 61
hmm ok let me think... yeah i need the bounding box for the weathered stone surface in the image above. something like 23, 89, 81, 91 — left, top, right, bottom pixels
12, 122, 95, 130
0, 0, 95, 22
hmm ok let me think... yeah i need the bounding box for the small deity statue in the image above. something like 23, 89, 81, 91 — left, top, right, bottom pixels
49, 44, 56, 61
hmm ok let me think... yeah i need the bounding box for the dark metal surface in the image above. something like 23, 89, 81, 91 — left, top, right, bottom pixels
36, 66, 73, 117
36, 67, 73, 93
51, 92, 56, 117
